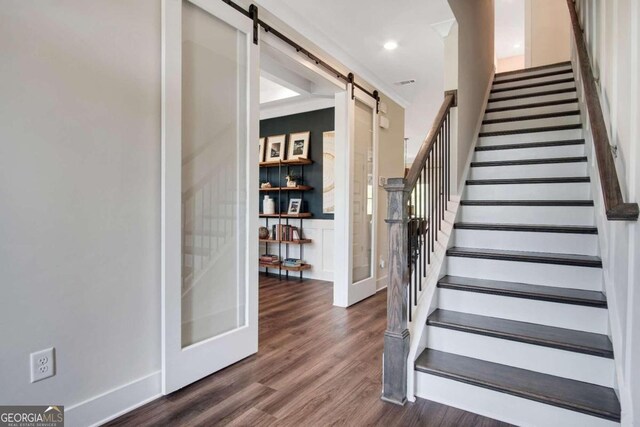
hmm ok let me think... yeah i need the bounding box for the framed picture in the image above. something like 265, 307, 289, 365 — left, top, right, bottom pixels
287, 198, 302, 215
287, 131, 310, 160
259, 137, 265, 162
265, 134, 286, 162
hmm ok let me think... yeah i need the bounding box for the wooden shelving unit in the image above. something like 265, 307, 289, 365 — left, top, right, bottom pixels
259, 213, 313, 218
259, 159, 313, 168
260, 185, 313, 192
259, 157, 313, 280
259, 239, 312, 245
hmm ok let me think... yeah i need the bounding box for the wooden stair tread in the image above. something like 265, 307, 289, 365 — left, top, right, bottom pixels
454, 222, 597, 234
438, 275, 607, 307
415, 349, 621, 422
428, 309, 613, 358
485, 98, 579, 113
488, 87, 577, 103
491, 77, 575, 94
466, 176, 589, 185
446, 247, 602, 268
493, 69, 573, 85
460, 200, 594, 206
475, 139, 584, 151
494, 61, 572, 78
482, 110, 580, 125
470, 157, 587, 167
479, 123, 581, 138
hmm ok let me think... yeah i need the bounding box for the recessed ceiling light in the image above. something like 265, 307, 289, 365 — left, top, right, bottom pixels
384, 41, 398, 50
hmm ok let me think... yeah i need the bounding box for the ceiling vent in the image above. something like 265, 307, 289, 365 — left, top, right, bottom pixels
395, 79, 416, 86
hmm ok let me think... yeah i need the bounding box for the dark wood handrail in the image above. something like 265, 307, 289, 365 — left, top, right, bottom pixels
405, 92, 456, 190
566, 0, 639, 220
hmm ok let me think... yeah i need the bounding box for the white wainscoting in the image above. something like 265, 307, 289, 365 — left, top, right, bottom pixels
259, 218, 334, 282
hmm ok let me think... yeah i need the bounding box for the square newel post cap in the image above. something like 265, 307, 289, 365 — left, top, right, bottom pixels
384, 178, 409, 192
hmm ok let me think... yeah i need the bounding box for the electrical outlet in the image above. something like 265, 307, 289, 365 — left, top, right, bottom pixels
30, 348, 55, 383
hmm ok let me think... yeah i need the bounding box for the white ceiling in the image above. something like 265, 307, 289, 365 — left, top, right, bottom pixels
255, 0, 455, 159
260, 76, 299, 104
495, 0, 525, 59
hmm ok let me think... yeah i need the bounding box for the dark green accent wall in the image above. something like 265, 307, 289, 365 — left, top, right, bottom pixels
260, 108, 334, 220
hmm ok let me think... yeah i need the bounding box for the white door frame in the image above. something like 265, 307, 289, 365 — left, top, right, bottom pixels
334, 85, 379, 307
161, 0, 259, 394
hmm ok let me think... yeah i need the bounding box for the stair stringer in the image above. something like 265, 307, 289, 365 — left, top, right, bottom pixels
406, 198, 459, 402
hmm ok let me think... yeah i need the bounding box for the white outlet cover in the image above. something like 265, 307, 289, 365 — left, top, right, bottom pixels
30, 347, 55, 383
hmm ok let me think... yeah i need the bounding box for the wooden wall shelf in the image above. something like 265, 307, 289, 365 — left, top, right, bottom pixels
259, 185, 313, 192
259, 239, 312, 245
259, 159, 313, 168
259, 213, 312, 218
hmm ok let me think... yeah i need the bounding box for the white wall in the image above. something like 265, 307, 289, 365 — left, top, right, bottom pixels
448, 0, 496, 188
0, 0, 161, 423
574, 0, 640, 424
525, 0, 571, 67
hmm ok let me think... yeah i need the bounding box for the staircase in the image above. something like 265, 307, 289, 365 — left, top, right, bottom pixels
413, 62, 621, 426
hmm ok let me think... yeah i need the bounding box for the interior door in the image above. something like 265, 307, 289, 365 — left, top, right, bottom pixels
347, 88, 379, 305
161, 0, 259, 394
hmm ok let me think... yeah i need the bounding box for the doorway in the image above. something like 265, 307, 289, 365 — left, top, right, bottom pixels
161, 0, 381, 395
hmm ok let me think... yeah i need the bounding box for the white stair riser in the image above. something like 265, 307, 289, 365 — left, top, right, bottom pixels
480, 115, 581, 133
478, 128, 583, 146
415, 372, 618, 427
446, 256, 602, 290
492, 72, 574, 89
437, 289, 608, 334
488, 91, 577, 110
484, 102, 579, 120
427, 327, 614, 387
494, 65, 573, 82
464, 182, 590, 201
459, 205, 595, 226
490, 82, 576, 101
469, 162, 586, 180
453, 229, 598, 255
474, 144, 585, 162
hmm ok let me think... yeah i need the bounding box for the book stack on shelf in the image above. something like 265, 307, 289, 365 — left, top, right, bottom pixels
272, 224, 304, 242
259, 254, 280, 266
283, 258, 305, 268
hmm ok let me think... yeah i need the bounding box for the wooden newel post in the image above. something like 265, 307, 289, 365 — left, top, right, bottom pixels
381, 177, 410, 405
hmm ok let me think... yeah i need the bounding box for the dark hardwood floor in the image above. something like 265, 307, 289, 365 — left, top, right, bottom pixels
106, 275, 510, 426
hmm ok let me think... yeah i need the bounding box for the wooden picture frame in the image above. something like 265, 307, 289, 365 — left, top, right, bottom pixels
259, 137, 265, 162
287, 198, 302, 215
265, 134, 286, 163
287, 131, 310, 160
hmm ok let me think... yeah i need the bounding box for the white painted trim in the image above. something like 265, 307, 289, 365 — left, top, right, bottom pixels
457, 69, 496, 196
260, 96, 334, 120
65, 372, 161, 427
333, 90, 350, 307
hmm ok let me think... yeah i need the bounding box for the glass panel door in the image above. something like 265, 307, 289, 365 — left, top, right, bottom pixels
352, 99, 374, 283
162, 0, 258, 394
181, 0, 247, 348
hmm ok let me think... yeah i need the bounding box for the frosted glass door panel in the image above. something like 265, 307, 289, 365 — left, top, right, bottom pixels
181, 1, 247, 348
352, 99, 374, 283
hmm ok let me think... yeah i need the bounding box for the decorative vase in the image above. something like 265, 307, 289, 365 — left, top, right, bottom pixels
259, 226, 270, 239
263, 195, 275, 215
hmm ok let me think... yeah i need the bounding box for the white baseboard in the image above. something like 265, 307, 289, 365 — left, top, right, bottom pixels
376, 274, 388, 292
65, 371, 161, 427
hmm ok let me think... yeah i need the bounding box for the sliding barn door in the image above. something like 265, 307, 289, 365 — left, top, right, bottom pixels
161, 0, 259, 394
